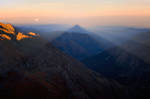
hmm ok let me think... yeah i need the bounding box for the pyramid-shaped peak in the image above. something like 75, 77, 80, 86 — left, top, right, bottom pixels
71, 25, 85, 30
74, 24, 81, 28
67, 25, 90, 33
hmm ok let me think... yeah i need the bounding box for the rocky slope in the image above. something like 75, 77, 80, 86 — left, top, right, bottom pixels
0, 22, 126, 99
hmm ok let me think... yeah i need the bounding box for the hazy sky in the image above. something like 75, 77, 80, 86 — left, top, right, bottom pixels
0, 0, 150, 27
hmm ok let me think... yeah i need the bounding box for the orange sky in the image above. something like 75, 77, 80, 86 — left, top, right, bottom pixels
0, 0, 150, 27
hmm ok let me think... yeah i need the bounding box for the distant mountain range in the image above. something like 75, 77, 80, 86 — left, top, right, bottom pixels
90, 26, 150, 45
0, 22, 125, 99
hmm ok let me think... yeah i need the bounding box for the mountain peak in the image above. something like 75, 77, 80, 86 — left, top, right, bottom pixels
67, 25, 90, 33
0, 22, 39, 41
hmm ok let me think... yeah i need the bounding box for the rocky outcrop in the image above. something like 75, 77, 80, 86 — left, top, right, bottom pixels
0, 22, 39, 41
0, 22, 15, 35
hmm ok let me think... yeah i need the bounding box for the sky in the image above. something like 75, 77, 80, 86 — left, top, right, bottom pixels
0, 0, 150, 27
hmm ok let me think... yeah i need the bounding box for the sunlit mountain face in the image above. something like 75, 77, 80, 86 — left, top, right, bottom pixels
1, 0, 150, 99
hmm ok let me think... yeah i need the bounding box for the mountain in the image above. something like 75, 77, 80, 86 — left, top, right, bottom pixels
0, 22, 126, 99
67, 25, 90, 33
